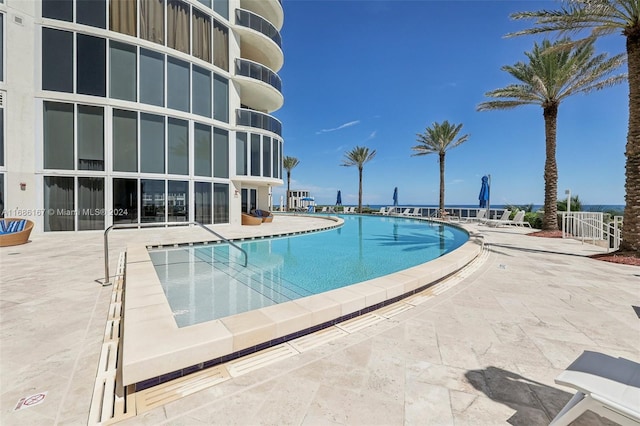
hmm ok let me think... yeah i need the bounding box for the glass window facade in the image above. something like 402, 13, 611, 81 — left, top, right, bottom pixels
77, 105, 104, 171
167, 118, 188, 175
42, 28, 73, 93
110, 41, 137, 101
236, 132, 247, 176
140, 48, 165, 107
213, 74, 228, 122
35, 0, 283, 231
167, 0, 190, 54
167, 56, 190, 112
77, 34, 106, 97
140, 0, 165, 44
194, 123, 212, 177
194, 181, 211, 224
168, 180, 188, 221
250, 134, 260, 176
43, 0, 73, 22
213, 183, 228, 224
113, 109, 138, 172
77, 0, 107, 29
43, 102, 74, 170
140, 113, 165, 173
192, 66, 212, 117
141, 179, 165, 222
44, 176, 74, 231
110, 0, 137, 36
113, 178, 138, 223
213, 128, 228, 178
78, 177, 105, 230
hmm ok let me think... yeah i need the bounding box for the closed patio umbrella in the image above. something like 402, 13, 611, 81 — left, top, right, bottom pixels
479, 175, 490, 208
336, 190, 342, 206
393, 187, 398, 206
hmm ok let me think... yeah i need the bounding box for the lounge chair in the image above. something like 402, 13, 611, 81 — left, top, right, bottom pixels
483, 210, 511, 226
550, 350, 640, 426
492, 210, 525, 227
241, 213, 262, 226
0, 218, 34, 247
468, 209, 486, 222
399, 208, 420, 217
373, 207, 388, 215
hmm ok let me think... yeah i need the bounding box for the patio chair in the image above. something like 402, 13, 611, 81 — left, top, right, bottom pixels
0, 218, 34, 247
373, 207, 388, 215
468, 209, 487, 222
550, 350, 640, 426
491, 210, 525, 227
483, 210, 511, 226
241, 213, 262, 226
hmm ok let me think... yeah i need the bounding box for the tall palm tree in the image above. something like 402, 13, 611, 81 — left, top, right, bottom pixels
411, 121, 470, 218
340, 146, 377, 213
508, 0, 639, 253
282, 156, 299, 212
478, 38, 625, 230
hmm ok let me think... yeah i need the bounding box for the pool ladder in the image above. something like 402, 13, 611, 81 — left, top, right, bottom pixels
100, 221, 248, 286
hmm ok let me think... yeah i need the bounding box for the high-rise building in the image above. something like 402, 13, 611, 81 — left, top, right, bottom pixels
0, 0, 284, 232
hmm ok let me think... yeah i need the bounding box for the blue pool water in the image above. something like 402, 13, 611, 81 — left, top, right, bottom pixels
149, 215, 468, 327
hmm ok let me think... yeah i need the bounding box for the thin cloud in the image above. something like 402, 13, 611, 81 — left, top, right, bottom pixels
365, 131, 377, 141
316, 120, 360, 134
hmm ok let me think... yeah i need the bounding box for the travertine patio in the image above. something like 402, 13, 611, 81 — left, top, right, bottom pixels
1, 215, 638, 425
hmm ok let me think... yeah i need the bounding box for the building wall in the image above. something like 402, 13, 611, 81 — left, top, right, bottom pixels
0, 0, 284, 232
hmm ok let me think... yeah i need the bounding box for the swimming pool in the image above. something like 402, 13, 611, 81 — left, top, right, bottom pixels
149, 215, 468, 327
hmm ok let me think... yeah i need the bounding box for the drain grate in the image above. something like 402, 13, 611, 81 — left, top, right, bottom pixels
227, 344, 299, 377
288, 326, 348, 352
336, 313, 385, 333
136, 365, 230, 413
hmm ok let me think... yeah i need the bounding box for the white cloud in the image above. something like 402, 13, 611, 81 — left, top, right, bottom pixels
365, 131, 377, 141
316, 120, 360, 134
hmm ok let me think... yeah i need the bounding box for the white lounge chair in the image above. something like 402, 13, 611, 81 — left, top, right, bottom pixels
550, 350, 640, 426
483, 210, 511, 226
373, 207, 387, 215
493, 210, 525, 227
469, 209, 487, 222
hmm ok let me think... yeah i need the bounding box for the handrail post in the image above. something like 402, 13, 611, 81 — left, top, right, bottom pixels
100, 221, 248, 286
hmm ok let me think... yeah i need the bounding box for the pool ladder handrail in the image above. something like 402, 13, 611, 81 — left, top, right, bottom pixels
101, 221, 248, 286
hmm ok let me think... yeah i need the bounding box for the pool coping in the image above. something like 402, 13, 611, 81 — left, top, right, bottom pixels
121, 216, 483, 388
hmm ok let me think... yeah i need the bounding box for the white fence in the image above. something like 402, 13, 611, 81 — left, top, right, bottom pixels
561, 212, 623, 251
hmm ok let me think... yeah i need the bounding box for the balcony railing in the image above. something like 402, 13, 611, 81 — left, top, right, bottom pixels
235, 58, 282, 92
235, 9, 282, 48
236, 108, 282, 136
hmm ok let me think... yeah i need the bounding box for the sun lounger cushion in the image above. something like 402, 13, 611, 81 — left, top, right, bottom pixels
551, 350, 640, 425
0, 219, 26, 235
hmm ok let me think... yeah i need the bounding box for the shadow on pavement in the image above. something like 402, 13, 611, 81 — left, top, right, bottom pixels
465, 366, 616, 426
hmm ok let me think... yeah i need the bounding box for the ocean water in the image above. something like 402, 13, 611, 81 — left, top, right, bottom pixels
342, 204, 625, 213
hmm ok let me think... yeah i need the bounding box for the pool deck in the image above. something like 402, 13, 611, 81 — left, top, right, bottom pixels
1, 215, 639, 425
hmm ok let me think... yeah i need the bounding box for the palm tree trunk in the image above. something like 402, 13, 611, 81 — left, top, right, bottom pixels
439, 152, 445, 217
286, 173, 291, 212
542, 104, 559, 231
621, 28, 640, 254
358, 167, 363, 213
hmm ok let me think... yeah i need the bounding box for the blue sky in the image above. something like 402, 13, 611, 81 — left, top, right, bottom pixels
271, 0, 627, 207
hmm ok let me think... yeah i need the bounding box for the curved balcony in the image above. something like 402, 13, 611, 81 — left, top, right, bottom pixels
235, 9, 284, 72
235, 58, 283, 112
236, 108, 282, 136
239, 0, 284, 30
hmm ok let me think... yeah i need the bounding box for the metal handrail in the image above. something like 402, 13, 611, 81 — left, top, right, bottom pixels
101, 221, 248, 286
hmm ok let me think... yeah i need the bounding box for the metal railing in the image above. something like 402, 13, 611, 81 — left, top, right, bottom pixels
236, 108, 282, 135
561, 212, 623, 251
101, 221, 247, 286
235, 8, 282, 47
235, 58, 282, 92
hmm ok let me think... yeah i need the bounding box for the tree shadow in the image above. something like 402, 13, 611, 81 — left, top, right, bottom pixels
465, 366, 616, 425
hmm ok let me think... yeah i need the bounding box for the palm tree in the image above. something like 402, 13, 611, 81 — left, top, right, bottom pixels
508, 0, 639, 254
282, 156, 299, 212
340, 146, 377, 213
478, 38, 625, 230
411, 121, 470, 218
